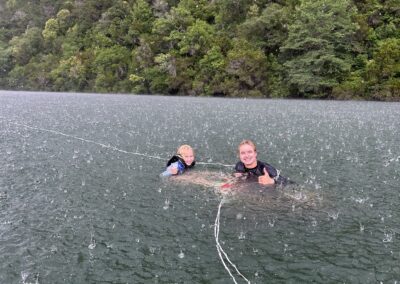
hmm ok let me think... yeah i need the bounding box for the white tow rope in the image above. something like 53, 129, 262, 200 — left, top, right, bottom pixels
5, 121, 234, 168
214, 199, 251, 284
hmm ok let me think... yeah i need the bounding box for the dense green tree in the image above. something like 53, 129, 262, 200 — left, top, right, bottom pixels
238, 3, 291, 54
56, 9, 73, 34
0, 0, 398, 100
193, 46, 227, 96
129, 36, 158, 93
10, 27, 43, 65
365, 38, 400, 100
7, 54, 57, 90
129, 0, 155, 44
214, 0, 253, 32
93, 1, 133, 47
60, 24, 85, 58
281, 0, 359, 98
222, 38, 270, 97
152, 2, 195, 40
42, 18, 59, 42
0, 41, 13, 87
50, 53, 91, 91
92, 45, 132, 92
172, 19, 216, 58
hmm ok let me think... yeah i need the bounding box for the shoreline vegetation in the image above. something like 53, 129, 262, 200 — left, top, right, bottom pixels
0, 0, 399, 101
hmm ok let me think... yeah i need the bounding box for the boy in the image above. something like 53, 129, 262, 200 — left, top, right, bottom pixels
161, 145, 196, 177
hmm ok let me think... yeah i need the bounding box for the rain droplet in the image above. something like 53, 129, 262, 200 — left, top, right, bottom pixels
163, 199, 170, 210
88, 242, 96, 250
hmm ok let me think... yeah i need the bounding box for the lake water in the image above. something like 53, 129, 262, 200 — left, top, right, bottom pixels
0, 91, 399, 283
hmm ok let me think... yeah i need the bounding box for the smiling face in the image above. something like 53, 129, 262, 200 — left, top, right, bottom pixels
238, 143, 257, 168
180, 149, 194, 166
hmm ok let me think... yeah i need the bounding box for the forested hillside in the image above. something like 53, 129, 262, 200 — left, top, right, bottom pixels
0, 0, 399, 100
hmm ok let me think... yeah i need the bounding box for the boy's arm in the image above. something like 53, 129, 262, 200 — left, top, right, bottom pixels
160, 162, 179, 177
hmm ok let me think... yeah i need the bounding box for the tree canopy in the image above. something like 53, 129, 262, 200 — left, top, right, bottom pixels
0, 0, 399, 100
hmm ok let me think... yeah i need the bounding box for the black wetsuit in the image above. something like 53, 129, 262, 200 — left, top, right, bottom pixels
234, 160, 289, 186
166, 155, 195, 169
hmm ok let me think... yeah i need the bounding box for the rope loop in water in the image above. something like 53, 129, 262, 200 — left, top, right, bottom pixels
214, 199, 251, 284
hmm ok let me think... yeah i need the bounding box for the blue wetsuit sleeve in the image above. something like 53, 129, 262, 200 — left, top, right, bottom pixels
160, 168, 172, 177
160, 161, 185, 177
176, 161, 185, 174
160, 162, 179, 177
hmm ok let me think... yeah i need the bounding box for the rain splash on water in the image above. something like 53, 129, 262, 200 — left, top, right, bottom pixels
0, 91, 399, 283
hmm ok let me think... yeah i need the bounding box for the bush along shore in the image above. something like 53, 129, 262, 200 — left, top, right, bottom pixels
0, 0, 399, 100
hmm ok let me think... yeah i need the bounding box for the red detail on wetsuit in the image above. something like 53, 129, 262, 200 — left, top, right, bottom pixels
220, 183, 232, 189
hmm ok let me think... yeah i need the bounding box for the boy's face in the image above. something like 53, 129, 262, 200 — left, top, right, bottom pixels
181, 149, 194, 166
239, 144, 257, 168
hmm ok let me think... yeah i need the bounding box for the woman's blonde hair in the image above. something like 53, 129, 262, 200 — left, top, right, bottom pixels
238, 140, 256, 153
177, 144, 194, 155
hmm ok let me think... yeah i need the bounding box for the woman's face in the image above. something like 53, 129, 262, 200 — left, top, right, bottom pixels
239, 144, 257, 168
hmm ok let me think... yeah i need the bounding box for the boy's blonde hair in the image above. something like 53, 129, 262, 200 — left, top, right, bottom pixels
177, 144, 194, 155
238, 140, 256, 153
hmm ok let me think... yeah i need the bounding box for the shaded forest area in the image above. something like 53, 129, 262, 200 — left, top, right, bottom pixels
0, 0, 399, 100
